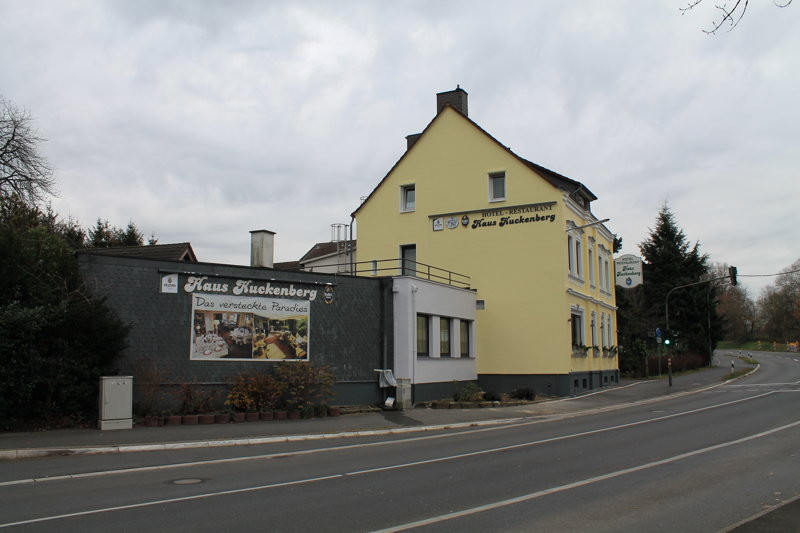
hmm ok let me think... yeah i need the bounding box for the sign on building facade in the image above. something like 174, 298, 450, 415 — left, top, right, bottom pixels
614, 254, 643, 288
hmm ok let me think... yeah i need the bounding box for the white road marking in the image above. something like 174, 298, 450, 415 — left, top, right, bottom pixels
0, 392, 786, 528
373, 420, 800, 533
0, 391, 778, 488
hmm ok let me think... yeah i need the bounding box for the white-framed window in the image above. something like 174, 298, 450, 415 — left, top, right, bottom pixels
489, 172, 506, 202
606, 315, 614, 347
567, 229, 583, 280
570, 308, 585, 349
588, 243, 595, 287
590, 311, 597, 348
440, 318, 451, 357
416, 314, 429, 356
567, 235, 574, 272
598, 248, 611, 292
598, 255, 605, 290
600, 312, 607, 348
459, 320, 471, 357
401, 184, 415, 212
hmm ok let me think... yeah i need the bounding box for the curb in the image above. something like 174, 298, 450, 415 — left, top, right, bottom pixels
0, 418, 526, 461
1, 362, 759, 462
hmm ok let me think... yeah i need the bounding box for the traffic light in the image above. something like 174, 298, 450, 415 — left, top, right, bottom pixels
663, 329, 672, 346
728, 266, 738, 286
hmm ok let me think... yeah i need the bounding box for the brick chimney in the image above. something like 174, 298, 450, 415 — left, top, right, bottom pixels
436, 86, 468, 117
250, 229, 275, 268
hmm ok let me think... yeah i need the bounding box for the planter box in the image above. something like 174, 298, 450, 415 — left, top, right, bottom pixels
287, 410, 301, 420
233, 412, 246, 423
198, 414, 215, 425
259, 411, 274, 421
273, 410, 287, 420
244, 412, 260, 422
164, 415, 182, 426
144, 415, 160, 427
327, 407, 341, 417
182, 414, 199, 425
214, 413, 230, 424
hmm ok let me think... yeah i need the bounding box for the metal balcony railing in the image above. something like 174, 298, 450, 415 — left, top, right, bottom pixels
350, 258, 471, 289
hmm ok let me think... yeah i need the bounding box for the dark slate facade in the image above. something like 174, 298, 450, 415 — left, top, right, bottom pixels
77, 252, 393, 408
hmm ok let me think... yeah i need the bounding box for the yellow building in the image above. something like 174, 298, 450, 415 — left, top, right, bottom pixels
353, 88, 618, 397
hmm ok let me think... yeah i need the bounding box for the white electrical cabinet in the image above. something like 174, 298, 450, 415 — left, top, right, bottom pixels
98, 376, 133, 430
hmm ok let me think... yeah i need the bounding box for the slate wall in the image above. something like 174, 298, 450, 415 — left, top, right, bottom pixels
77, 252, 391, 408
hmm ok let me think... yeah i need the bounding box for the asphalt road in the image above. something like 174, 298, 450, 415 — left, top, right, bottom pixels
1, 351, 798, 532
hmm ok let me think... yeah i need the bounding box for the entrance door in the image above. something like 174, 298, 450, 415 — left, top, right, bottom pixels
400, 244, 416, 276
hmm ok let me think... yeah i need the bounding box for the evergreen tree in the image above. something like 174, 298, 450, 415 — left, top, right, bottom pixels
639, 204, 722, 359
87, 218, 146, 248
0, 195, 129, 429
618, 204, 723, 373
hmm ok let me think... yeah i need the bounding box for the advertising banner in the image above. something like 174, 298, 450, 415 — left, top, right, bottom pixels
190, 293, 310, 361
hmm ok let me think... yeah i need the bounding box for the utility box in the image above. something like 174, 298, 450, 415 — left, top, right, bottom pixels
98, 376, 133, 430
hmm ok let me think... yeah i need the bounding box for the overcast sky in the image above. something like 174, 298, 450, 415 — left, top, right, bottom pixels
1, 0, 797, 296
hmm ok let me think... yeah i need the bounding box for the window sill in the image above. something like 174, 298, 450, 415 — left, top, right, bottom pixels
568, 273, 584, 285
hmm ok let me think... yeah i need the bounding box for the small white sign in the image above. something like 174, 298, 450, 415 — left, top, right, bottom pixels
433, 217, 444, 231
614, 254, 643, 288
161, 274, 179, 293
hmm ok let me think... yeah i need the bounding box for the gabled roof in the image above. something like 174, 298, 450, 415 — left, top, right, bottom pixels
78, 242, 197, 262
273, 260, 302, 271
298, 240, 355, 264
351, 104, 596, 217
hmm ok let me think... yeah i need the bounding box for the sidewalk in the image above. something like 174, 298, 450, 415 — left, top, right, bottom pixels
0, 354, 746, 461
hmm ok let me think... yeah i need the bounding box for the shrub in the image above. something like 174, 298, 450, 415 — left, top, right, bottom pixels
174, 383, 219, 414
483, 390, 502, 402
511, 387, 535, 401
226, 371, 287, 412
453, 382, 483, 402
273, 362, 335, 411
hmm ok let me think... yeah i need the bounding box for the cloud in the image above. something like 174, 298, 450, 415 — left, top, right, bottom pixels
1, 0, 797, 296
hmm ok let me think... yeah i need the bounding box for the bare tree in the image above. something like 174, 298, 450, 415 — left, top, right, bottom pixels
0, 97, 56, 204
681, 0, 793, 34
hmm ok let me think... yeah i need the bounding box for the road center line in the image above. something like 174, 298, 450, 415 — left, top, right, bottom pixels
0, 391, 777, 488
0, 392, 784, 528
4, 416, 798, 530
373, 419, 800, 533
